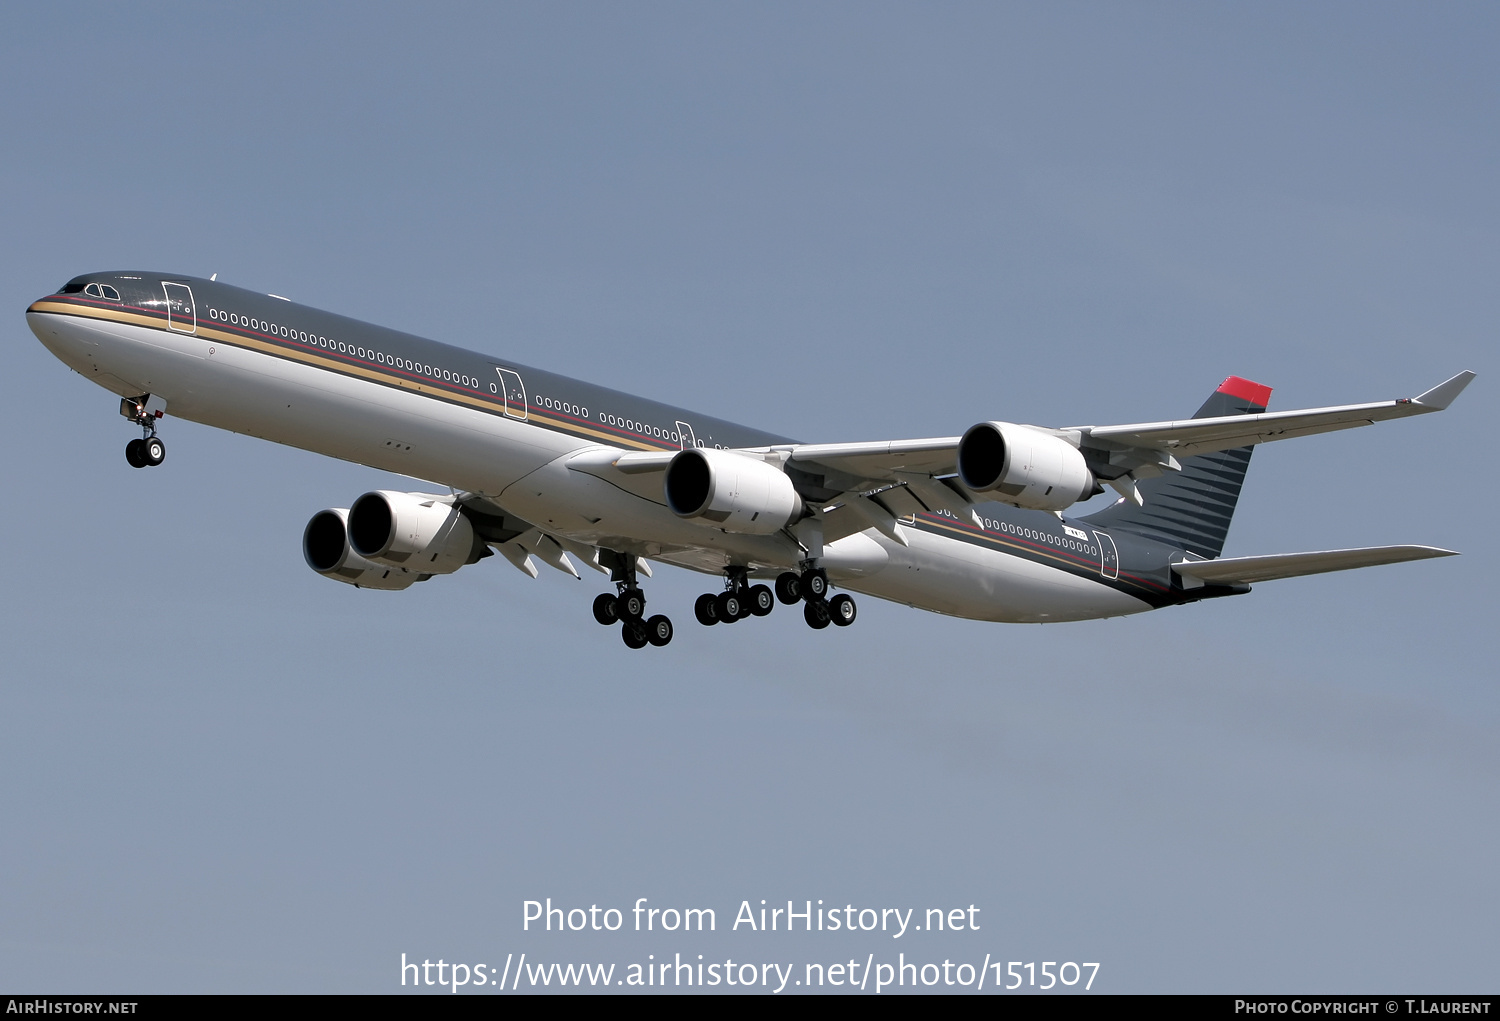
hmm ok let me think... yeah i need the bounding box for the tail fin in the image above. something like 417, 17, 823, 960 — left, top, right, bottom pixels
1082, 376, 1271, 558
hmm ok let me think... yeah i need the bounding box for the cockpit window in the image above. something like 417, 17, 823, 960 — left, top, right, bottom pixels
82, 282, 122, 301
58, 279, 86, 294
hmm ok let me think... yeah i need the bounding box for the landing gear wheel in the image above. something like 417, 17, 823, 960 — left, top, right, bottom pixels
645, 614, 673, 647
143, 436, 165, 466
829, 593, 857, 627
694, 593, 720, 626
774, 572, 801, 604
125, 439, 147, 468
593, 592, 621, 625
801, 568, 829, 601
617, 589, 646, 621
621, 620, 649, 649
715, 591, 742, 623
803, 599, 832, 630
748, 584, 775, 616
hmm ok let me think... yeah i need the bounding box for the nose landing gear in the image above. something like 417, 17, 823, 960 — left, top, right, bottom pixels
121, 395, 167, 469
125, 436, 166, 468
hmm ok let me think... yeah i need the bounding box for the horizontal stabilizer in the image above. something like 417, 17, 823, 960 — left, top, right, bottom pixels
1173, 545, 1457, 585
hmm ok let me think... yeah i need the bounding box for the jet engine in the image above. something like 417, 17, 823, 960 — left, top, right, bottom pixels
956, 421, 1095, 512
663, 448, 803, 534
302, 507, 423, 590
347, 490, 483, 575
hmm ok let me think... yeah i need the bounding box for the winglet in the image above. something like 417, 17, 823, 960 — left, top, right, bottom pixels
1413, 370, 1476, 410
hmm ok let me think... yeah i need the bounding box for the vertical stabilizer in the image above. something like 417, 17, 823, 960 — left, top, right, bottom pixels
1082, 377, 1271, 558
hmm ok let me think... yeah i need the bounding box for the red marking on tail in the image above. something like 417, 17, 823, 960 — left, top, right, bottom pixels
1217, 376, 1273, 407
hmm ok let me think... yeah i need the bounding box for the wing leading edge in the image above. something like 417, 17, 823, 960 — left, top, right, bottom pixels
560, 371, 1474, 555
781, 370, 1475, 492
1072, 370, 1475, 456
583, 372, 1473, 505
774, 370, 1464, 506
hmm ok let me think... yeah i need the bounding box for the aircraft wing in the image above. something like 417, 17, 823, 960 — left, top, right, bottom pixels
577, 371, 1475, 544
587, 441, 970, 513
779, 370, 1475, 492
1069, 370, 1475, 457
782, 438, 962, 479
1173, 545, 1457, 585
781, 439, 976, 531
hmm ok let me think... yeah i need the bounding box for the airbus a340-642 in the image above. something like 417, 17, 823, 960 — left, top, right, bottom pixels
28, 272, 1473, 649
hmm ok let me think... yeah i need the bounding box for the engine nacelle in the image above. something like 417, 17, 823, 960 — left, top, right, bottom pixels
347, 490, 480, 575
302, 508, 423, 590
956, 421, 1095, 512
663, 448, 803, 534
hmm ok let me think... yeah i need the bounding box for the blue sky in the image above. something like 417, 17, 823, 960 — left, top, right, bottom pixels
1, 2, 1495, 992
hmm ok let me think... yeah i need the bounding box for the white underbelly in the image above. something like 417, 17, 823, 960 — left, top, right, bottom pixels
844, 529, 1151, 623
31, 311, 575, 495
33, 311, 1152, 624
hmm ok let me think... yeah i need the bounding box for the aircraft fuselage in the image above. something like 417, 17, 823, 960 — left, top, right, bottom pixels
27, 272, 1236, 625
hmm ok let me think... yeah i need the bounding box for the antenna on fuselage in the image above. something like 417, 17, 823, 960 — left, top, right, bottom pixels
210, 273, 217, 281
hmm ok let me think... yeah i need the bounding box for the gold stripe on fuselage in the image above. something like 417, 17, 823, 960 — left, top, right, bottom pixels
30, 299, 667, 453
914, 512, 1156, 591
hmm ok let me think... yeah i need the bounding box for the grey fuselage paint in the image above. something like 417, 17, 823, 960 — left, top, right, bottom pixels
30, 271, 1242, 618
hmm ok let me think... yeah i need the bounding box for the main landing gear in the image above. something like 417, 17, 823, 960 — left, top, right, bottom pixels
121, 395, 166, 469
776, 565, 857, 631
692, 567, 774, 627
693, 565, 856, 631
590, 551, 672, 650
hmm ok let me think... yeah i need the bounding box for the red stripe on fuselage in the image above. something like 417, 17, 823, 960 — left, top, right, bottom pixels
38, 296, 685, 452
914, 512, 1169, 594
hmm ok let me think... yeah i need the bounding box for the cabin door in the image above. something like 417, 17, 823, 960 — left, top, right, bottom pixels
163, 282, 196, 334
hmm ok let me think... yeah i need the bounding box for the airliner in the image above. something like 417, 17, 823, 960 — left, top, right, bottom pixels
27, 272, 1473, 649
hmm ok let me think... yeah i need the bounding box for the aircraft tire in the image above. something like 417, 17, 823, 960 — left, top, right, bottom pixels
774, 572, 801, 604
143, 436, 165, 466
125, 439, 147, 468
715, 591, 742, 623
593, 592, 620, 626
618, 589, 646, 621
621, 621, 649, 649
749, 584, 775, 616
646, 614, 673, 647
829, 593, 857, 627
801, 568, 828, 601
694, 593, 719, 626
803, 599, 831, 630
